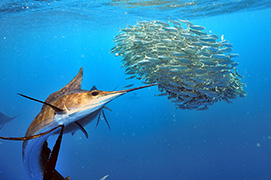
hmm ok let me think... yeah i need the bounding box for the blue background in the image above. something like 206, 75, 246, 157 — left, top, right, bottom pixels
0, 3, 271, 180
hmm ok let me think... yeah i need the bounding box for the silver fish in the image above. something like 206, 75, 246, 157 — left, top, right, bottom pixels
111, 19, 245, 110
190, 24, 205, 30
211, 54, 229, 59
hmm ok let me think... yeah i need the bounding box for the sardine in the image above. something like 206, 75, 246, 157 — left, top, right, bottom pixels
190, 25, 205, 30
111, 19, 245, 110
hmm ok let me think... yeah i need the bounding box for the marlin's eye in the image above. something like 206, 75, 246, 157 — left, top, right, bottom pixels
91, 91, 99, 96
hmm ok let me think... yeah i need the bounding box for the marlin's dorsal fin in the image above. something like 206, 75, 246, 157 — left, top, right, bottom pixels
18, 93, 65, 114
90, 85, 97, 91
42, 67, 83, 110
74, 121, 88, 138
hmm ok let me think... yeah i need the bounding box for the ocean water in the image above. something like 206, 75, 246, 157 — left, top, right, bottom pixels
0, 1, 271, 180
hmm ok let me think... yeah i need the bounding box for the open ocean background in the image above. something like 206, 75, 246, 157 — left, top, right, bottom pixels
0, 1, 271, 180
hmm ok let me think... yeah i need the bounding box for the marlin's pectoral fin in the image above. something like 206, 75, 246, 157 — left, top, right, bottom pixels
74, 121, 88, 138
0, 125, 63, 141
43, 125, 64, 180
17, 93, 65, 114
0, 124, 5, 130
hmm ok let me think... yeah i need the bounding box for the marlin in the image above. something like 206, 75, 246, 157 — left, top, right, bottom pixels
0, 112, 20, 130
0, 67, 157, 180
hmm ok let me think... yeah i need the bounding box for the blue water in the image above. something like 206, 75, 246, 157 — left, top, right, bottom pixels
0, 1, 271, 180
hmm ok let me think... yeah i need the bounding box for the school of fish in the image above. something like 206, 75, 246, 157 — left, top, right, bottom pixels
111, 18, 246, 110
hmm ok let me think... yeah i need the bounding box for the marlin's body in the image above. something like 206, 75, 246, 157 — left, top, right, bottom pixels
21, 68, 156, 180
22, 93, 102, 180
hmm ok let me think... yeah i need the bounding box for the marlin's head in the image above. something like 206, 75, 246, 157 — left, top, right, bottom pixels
64, 90, 123, 114
53, 84, 157, 126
